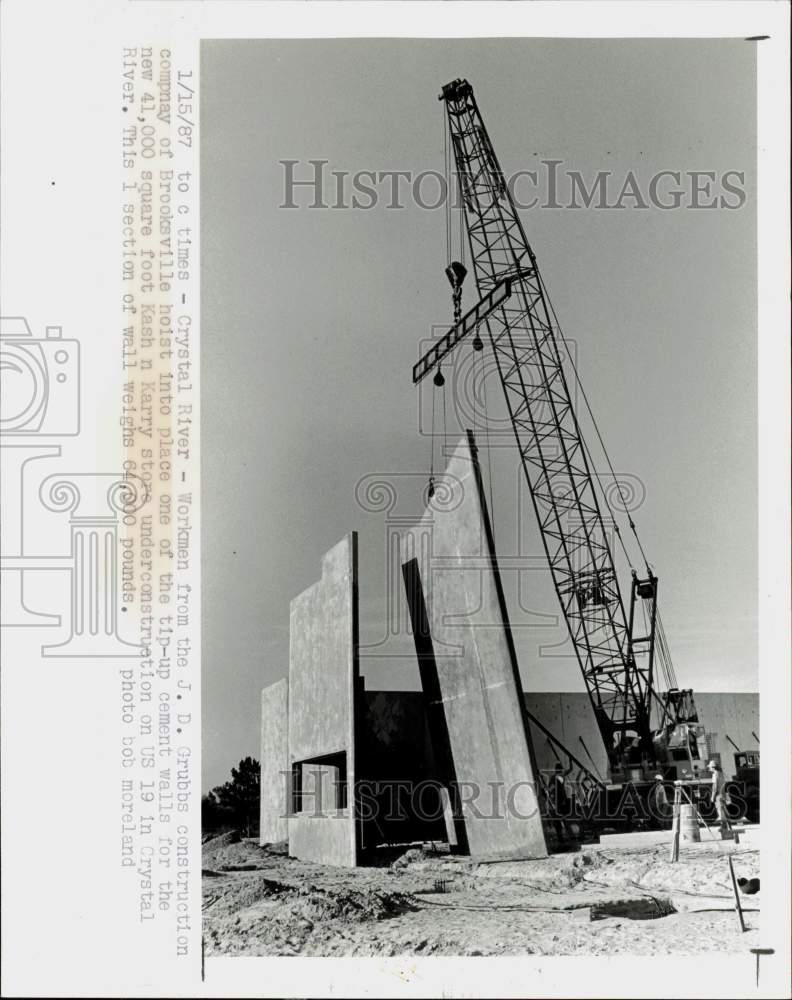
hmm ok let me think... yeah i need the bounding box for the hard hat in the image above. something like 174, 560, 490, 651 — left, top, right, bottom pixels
654, 774, 663, 780
707, 760, 717, 768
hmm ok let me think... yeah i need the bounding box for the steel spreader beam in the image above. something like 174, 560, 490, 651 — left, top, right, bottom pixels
412, 277, 513, 384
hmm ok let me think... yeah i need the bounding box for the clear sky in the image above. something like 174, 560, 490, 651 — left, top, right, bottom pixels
201, 38, 757, 790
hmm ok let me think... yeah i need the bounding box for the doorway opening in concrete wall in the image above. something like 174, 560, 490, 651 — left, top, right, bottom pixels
291, 752, 348, 817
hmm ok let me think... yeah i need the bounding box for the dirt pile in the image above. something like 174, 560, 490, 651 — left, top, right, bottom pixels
204, 872, 416, 956
202, 836, 761, 957
203, 837, 419, 956
558, 851, 612, 887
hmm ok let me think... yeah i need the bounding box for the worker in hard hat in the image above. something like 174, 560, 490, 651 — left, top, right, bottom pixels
649, 774, 672, 828
707, 760, 731, 837
550, 762, 572, 846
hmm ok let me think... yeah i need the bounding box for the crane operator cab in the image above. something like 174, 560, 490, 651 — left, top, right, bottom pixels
653, 687, 708, 781
657, 721, 708, 782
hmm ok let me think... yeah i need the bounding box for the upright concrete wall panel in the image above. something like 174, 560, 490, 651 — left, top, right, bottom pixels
402, 434, 547, 861
288, 533, 358, 867
259, 679, 289, 845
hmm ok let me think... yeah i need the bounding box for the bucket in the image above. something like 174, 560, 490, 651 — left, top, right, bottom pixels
679, 803, 700, 843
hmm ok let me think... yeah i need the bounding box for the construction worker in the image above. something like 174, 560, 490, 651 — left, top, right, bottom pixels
550, 762, 572, 845
707, 760, 731, 836
649, 774, 672, 828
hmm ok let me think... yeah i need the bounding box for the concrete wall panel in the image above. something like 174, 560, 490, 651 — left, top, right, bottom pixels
289, 815, 356, 867
401, 434, 547, 861
695, 692, 759, 777
259, 679, 289, 845
524, 691, 609, 783
288, 533, 358, 866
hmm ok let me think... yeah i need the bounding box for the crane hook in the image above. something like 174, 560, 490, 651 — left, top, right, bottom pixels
445, 260, 467, 327
445, 260, 467, 290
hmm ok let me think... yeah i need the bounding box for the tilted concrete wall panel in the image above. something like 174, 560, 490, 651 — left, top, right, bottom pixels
288, 533, 358, 867
558, 692, 608, 780
259, 679, 289, 845
401, 434, 547, 861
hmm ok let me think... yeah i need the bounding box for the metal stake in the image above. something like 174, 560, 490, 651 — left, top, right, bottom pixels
727, 855, 747, 933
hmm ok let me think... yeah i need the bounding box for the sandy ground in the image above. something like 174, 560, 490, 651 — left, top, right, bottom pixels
202, 832, 760, 957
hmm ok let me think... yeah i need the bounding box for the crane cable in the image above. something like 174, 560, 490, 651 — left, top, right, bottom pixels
510, 263, 637, 573
535, 265, 686, 693
656, 609, 678, 689
642, 598, 672, 692
444, 107, 497, 531
429, 382, 436, 482
471, 337, 497, 530
442, 371, 448, 460
443, 105, 451, 268
535, 268, 653, 574
427, 374, 448, 501
638, 590, 680, 705
575, 413, 636, 573
458, 169, 466, 268
429, 109, 452, 499
444, 105, 466, 269
480, 343, 497, 532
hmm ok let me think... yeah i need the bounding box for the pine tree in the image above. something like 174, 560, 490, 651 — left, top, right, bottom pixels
212, 756, 260, 837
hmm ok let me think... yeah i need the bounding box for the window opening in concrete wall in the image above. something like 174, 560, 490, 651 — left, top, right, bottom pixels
291, 751, 348, 816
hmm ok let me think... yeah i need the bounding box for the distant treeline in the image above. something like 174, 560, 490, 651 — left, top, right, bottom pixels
202, 755, 260, 838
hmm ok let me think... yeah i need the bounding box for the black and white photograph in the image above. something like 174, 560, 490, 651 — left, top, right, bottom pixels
201, 36, 766, 961
1, 3, 789, 998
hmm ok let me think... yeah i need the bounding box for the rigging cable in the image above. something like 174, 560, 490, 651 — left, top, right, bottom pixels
534, 263, 685, 693
508, 259, 637, 574
642, 598, 671, 692
431, 108, 451, 499
442, 369, 448, 459
443, 105, 451, 267
577, 425, 636, 573
656, 609, 678, 689
479, 340, 497, 533
428, 374, 437, 497
535, 267, 653, 573
458, 165, 466, 268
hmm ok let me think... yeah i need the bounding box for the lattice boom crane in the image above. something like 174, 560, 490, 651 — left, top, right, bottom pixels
413, 78, 701, 779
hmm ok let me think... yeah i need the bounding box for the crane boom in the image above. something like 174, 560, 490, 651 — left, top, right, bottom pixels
436, 78, 663, 771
